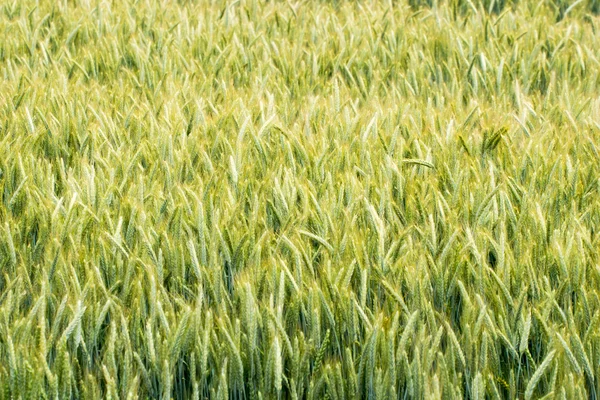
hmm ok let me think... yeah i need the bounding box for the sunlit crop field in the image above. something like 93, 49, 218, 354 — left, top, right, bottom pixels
1, 0, 600, 398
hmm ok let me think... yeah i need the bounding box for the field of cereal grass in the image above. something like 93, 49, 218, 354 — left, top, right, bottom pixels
1, 0, 600, 398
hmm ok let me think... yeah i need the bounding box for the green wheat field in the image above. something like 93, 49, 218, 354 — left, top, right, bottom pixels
1, 0, 600, 398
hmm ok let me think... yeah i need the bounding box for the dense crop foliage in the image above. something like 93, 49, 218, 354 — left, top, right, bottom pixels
1, 0, 600, 398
